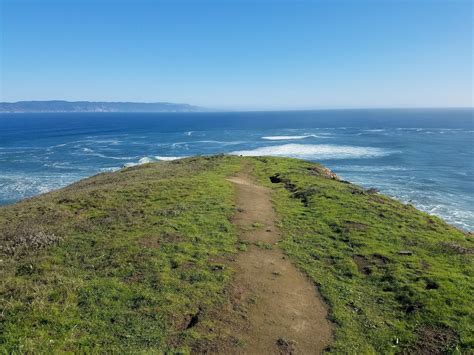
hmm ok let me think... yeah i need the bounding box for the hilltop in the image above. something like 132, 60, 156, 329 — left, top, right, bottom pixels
0, 100, 204, 113
0, 156, 472, 353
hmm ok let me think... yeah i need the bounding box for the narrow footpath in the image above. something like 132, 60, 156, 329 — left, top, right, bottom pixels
224, 168, 333, 354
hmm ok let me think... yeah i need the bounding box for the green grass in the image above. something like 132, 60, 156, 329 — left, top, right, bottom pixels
251, 156, 473, 354
0, 155, 472, 353
0, 156, 241, 353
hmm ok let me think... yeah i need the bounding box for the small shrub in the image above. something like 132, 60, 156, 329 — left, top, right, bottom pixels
0, 224, 62, 257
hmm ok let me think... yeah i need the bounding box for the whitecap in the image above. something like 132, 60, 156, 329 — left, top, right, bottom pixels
138, 157, 154, 164
230, 144, 394, 160
154, 156, 188, 161
123, 155, 187, 168
100, 167, 120, 172
47, 143, 67, 149
43, 162, 76, 170
94, 153, 134, 160
261, 135, 330, 141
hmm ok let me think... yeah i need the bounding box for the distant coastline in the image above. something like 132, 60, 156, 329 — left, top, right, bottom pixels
0, 100, 204, 113
1, 101, 472, 114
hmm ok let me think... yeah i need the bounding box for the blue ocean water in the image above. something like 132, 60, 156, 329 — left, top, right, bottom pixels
0, 109, 473, 230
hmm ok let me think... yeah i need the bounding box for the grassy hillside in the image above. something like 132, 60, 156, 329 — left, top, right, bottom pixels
1, 156, 472, 353
251, 157, 473, 354
0, 156, 241, 352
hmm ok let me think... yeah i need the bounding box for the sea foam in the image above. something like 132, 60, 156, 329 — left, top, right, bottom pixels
123, 156, 187, 167
154, 156, 188, 161
231, 144, 392, 160
261, 134, 330, 140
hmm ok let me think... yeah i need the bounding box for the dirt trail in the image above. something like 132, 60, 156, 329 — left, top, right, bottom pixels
224, 169, 333, 354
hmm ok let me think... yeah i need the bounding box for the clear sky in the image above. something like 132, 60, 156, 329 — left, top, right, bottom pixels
0, 0, 472, 109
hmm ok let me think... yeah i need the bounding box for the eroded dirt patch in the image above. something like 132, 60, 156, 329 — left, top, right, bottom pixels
404, 326, 459, 355
353, 253, 389, 275
353, 255, 372, 275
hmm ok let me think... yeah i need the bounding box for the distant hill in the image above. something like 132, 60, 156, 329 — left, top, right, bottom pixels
0, 100, 204, 113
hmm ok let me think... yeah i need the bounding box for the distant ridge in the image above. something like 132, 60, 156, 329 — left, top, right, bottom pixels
0, 100, 204, 113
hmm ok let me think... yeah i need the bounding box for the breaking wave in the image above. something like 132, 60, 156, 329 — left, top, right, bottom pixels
230, 144, 394, 160
123, 156, 188, 167
154, 156, 188, 161
261, 135, 331, 140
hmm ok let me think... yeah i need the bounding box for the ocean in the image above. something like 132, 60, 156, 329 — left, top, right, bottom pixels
0, 109, 473, 230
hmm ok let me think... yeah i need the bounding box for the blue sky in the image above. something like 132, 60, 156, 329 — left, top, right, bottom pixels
1, 0, 472, 109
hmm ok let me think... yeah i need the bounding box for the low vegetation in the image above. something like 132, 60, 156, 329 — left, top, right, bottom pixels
252, 157, 473, 354
0, 156, 241, 352
1, 155, 472, 353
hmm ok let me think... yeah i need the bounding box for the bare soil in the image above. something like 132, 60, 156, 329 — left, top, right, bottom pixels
217, 169, 333, 354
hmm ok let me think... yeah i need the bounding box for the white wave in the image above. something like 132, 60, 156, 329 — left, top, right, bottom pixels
0, 173, 81, 199
123, 155, 187, 168
261, 135, 330, 141
154, 156, 188, 161
88, 153, 136, 160
123, 162, 139, 168
395, 128, 424, 131
100, 167, 121, 173
171, 142, 188, 149
185, 131, 193, 136
138, 157, 154, 164
48, 143, 67, 149
43, 162, 77, 170
230, 144, 394, 160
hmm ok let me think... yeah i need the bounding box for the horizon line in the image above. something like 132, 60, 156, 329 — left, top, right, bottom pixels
1, 100, 473, 113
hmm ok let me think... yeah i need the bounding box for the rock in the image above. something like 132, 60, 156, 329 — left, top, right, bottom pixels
307, 166, 340, 180
366, 187, 379, 194
276, 337, 296, 354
